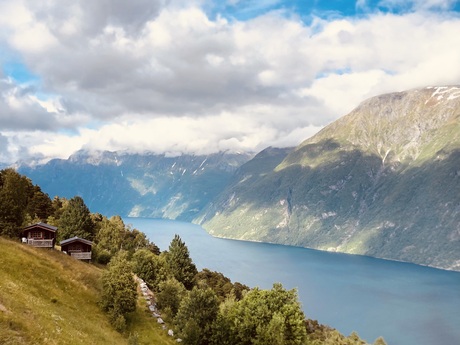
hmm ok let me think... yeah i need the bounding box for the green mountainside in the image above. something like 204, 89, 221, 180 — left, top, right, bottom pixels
198, 86, 460, 271
13, 86, 460, 271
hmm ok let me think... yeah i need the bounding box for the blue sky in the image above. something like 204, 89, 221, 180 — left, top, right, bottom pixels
210, 0, 460, 21
0, 0, 459, 163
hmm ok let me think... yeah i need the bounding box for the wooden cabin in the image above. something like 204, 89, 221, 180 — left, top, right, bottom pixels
60, 237, 93, 261
22, 222, 57, 249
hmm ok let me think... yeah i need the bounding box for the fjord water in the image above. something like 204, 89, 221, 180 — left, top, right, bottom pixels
127, 217, 460, 345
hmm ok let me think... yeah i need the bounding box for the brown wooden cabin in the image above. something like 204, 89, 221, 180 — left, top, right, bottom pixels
60, 237, 93, 261
22, 222, 57, 249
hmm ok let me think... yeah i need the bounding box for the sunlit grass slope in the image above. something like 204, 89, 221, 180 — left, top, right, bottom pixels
0, 238, 175, 345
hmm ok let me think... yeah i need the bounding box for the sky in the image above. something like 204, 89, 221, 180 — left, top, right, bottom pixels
0, 0, 459, 164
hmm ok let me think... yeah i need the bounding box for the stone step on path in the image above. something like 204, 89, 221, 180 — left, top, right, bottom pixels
135, 276, 183, 343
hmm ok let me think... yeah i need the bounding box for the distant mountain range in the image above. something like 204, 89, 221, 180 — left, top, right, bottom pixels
19, 151, 252, 221
16, 86, 460, 271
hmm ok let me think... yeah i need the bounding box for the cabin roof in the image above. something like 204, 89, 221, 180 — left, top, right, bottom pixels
22, 222, 58, 232
60, 236, 93, 246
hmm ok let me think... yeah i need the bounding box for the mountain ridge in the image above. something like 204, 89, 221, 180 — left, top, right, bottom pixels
18, 151, 253, 220
14, 86, 460, 271
199, 86, 460, 271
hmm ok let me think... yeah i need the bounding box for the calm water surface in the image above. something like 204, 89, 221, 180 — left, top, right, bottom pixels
126, 217, 460, 345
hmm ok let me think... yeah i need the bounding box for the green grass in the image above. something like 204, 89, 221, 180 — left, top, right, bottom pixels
126, 298, 176, 345
0, 237, 176, 345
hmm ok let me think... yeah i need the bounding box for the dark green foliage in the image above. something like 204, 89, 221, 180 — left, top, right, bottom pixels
58, 196, 96, 241
94, 248, 112, 264
93, 215, 157, 262
131, 249, 160, 288
209, 299, 237, 345
122, 228, 150, 253
101, 251, 137, 331
305, 320, 370, 345
25, 185, 53, 221
195, 268, 249, 302
166, 234, 198, 290
0, 169, 53, 237
175, 287, 220, 345
110, 313, 127, 332
156, 277, 186, 317
94, 215, 126, 257
211, 283, 306, 345
0, 169, 29, 235
51, 196, 64, 220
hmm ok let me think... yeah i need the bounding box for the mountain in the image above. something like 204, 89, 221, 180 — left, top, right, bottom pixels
198, 86, 460, 271
19, 151, 252, 220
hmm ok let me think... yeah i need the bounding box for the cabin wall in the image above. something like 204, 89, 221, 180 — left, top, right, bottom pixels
23, 229, 56, 240
62, 242, 92, 253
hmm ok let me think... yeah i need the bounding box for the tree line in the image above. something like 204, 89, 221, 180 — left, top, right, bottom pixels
0, 168, 157, 263
0, 168, 386, 345
103, 234, 387, 345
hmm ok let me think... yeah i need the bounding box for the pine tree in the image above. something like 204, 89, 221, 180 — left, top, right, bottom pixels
26, 185, 53, 221
58, 196, 95, 241
0, 169, 30, 236
166, 234, 198, 290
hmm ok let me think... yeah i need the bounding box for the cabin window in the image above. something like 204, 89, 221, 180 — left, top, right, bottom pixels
30, 231, 43, 239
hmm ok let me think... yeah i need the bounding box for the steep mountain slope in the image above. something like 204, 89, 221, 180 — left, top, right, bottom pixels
199, 86, 460, 271
19, 151, 252, 220
196, 146, 293, 224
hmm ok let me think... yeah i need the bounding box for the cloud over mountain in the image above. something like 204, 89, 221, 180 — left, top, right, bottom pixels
0, 0, 459, 162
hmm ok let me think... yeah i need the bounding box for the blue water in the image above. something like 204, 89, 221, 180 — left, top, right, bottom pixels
126, 217, 460, 345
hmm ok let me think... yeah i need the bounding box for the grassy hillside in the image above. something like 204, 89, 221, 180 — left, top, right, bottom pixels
0, 238, 175, 345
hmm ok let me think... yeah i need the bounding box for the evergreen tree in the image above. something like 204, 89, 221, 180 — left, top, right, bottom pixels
25, 185, 53, 221
58, 196, 95, 241
166, 234, 198, 290
0, 169, 30, 236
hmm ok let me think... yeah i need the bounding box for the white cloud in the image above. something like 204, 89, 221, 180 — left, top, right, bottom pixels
0, 1, 459, 163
